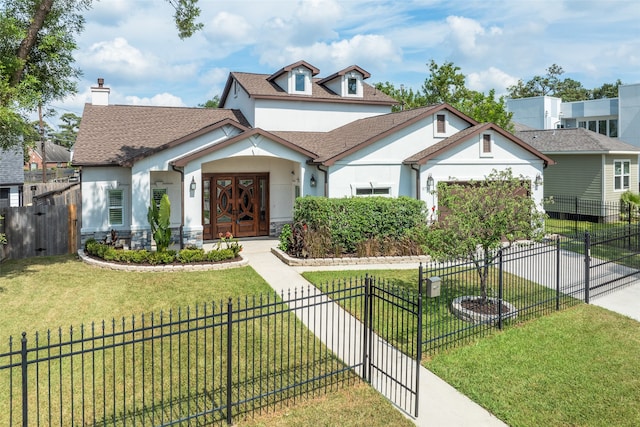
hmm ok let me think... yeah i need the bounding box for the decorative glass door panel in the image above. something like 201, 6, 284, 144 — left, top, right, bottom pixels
203, 173, 269, 239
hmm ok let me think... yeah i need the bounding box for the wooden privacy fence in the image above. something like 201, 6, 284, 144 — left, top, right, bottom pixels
0, 204, 79, 260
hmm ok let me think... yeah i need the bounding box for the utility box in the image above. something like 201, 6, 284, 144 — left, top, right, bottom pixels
426, 276, 441, 298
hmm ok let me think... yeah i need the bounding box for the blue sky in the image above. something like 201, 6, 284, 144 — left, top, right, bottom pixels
53, 0, 640, 121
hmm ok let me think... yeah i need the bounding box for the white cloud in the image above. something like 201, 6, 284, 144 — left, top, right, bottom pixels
79, 37, 156, 77
206, 12, 253, 45
260, 34, 401, 72
446, 15, 489, 57
466, 67, 519, 95
125, 93, 186, 107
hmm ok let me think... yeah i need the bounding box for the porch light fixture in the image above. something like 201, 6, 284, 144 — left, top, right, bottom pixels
426, 174, 434, 193
534, 173, 542, 188
310, 174, 317, 187
190, 177, 197, 192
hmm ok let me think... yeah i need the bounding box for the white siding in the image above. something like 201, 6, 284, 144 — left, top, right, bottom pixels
81, 167, 132, 233
254, 99, 390, 132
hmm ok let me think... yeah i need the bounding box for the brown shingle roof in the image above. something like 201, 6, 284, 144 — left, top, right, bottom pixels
515, 128, 640, 154
273, 104, 477, 165
220, 71, 397, 106
72, 104, 250, 166
404, 123, 555, 166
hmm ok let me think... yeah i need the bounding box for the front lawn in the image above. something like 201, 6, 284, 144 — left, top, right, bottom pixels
425, 304, 640, 427
0, 255, 410, 426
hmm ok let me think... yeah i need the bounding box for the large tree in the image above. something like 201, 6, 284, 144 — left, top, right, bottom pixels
424, 168, 546, 302
376, 60, 513, 130
0, 0, 203, 150
50, 112, 81, 148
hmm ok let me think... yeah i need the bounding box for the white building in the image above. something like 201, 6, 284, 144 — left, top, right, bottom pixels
73, 61, 553, 249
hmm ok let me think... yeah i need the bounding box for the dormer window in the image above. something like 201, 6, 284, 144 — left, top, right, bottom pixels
295, 73, 305, 92
348, 78, 357, 95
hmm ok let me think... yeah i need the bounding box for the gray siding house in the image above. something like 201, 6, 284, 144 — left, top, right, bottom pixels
516, 126, 640, 221
0, 146, 25, 207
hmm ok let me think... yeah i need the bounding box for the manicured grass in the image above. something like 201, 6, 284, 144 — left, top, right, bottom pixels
0, 254, 271, 338
0, 255, 406, 426
545, 217, 634, 236
238, 381, 413, 427
425, 304, 640, 427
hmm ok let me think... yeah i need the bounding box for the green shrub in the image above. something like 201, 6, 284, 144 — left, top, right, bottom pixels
146, 250, 176, 265
206, 248, 235, 262
291, 196, 428, 257
278, 224, 292, 252
178, 248, 205, 263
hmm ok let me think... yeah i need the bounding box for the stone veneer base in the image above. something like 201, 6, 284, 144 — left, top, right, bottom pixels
271, 247, 431, 266
77, 249, 248, 272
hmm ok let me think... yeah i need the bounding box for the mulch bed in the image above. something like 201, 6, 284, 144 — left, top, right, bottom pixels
461, 298, 513, 315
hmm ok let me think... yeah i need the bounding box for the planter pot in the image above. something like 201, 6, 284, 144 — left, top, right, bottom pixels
450, 296, 518, 324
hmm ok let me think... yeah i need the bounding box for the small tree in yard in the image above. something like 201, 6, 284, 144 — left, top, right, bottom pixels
147, 193, 172, 252
424, 168, 546, 302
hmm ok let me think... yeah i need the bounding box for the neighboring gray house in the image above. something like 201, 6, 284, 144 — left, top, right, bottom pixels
516, 126, 640, 220
0, 146, 25, 207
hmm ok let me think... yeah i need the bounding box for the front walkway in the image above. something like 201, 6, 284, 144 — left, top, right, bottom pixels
219, 238, 507, 427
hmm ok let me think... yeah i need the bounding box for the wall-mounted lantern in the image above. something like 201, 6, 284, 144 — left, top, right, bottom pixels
534, 173, 542, 189
310, 174, 317, 188
190, 177, 197, 192
426, 174, 435, 193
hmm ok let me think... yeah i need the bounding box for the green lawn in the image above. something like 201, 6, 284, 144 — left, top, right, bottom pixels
425, 304, 640, 427
0, 255, 409, 427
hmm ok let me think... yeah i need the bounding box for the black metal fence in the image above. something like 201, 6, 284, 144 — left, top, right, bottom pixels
545, 195, 639, 236
2, 228, 639, 426
0, 279, 423, 426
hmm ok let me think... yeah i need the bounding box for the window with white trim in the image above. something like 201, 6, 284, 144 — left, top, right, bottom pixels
152, 188, 167, 208
614, 160, 630, 191
295, 73, 305, 92
347, 78, 357, 95
108, 189, 124, 225
355, 187, 391, 196
436, 114, 446, 133
480, 134, 493, 157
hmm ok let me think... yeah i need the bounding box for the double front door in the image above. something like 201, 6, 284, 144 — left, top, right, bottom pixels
202, 174, 269, 239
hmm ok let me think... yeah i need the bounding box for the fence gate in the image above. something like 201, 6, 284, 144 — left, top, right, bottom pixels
362, 276, 422, 417
0, 204, 79, 260
584, 229, 640, 302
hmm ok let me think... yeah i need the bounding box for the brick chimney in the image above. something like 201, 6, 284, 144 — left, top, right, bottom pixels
91, 77, 110, 105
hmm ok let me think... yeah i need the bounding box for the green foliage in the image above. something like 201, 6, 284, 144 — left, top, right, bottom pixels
206, 248, 235, 262
278, 223, 292, 252
424, 168, 546, 300
0, 215, 6, 245
375, 60, 513, 129
177, 248, 205, 263
146, 250, 177, 265
198, 95, 220, 108
147, 193, 172, 252
290, 196, 428, 257
50, 112, 81, 148
620, 190, 640, 207
167, 0, 203, 39
216, 231, 242, 257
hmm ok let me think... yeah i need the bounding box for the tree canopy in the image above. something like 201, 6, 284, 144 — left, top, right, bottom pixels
507, 64, 622, 102
376, 60, 514, 131
0, 0, 203, 150
424, 168, 546, 301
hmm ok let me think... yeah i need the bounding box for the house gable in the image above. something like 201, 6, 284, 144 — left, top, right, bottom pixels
317, 65, 371, 98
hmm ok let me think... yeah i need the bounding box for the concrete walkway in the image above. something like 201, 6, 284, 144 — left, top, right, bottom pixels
214, 238, 508, 427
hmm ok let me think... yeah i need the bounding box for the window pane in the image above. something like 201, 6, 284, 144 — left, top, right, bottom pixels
615, 162, 621, 175
436, 115, 445, 133
578, 121, 586, 128
624, 176, 630, 189
609, 119, 618, 137
109, 208, 123, 225
624, 162, 630, 174
295, 74, 305, 91
598, 120, 607, 135
348, 78, 357, 94
483, 134, 491, 153
152, 188, 167, 208
372, 188, 390, 195
588, 121, 597, 132
615, 176, 621, 190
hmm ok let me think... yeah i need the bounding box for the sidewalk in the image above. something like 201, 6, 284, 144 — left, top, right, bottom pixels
224, 238, 508, 427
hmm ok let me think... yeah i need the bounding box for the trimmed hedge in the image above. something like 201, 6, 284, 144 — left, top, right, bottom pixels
284, 196, 429, 257
84, 239, 239, 265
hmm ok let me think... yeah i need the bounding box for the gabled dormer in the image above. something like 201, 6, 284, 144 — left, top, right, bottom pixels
267, 60, 320, 96
317, 65, 371, 98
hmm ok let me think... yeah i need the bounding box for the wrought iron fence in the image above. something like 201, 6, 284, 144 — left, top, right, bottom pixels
545, 195, 639, 237
0, 290, 363, 426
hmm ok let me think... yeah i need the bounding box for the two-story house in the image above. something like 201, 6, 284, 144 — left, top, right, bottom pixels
72, 61, 552, 249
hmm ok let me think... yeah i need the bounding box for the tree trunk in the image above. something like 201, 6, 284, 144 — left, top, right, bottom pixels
10, 0, 55, 87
